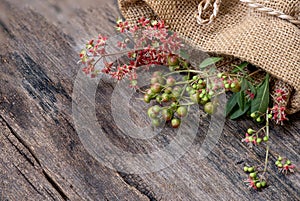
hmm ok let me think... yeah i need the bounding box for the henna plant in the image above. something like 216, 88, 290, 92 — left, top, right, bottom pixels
79, 17, 297, 190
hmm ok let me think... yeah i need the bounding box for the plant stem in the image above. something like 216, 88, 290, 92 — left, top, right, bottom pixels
247, 70, 262, 78
173, 80, 193, 85
179, 72, 190, 100
263, 112, 270, 174
163, 69, 209, 77
255, 125, 266, 135
93, 48, 146, 67
180, 102, 196, 106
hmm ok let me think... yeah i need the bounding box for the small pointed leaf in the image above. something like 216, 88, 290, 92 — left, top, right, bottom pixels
230, 102, 250, 120
226, 93, 238, 116
250, 74, 270, 114
199, 57, 222, 69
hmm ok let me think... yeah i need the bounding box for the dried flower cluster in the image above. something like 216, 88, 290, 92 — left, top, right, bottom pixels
79, 17, 182, 86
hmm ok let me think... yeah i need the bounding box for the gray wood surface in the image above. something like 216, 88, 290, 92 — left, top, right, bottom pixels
0, 0, 299, 200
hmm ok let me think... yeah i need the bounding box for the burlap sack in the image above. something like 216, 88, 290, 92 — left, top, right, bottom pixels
118, 0, 300, 114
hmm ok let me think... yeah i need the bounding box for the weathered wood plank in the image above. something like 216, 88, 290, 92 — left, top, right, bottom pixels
0, 0, 148, 200
0, 0, 299, 200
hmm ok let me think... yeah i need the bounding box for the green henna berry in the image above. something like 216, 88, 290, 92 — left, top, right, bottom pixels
167, 55, 179, 66
144, 94, 151, 103
177, 106, 188, 118
250, 112, 257, 118
156, 95, 162, 103
192, 75, 198, 80
204, 102, 215, 115
202, 96, 209, 102
166, 76, 176, 86
147, 107, 157, 119
151, 83, 162, 93
217, 73, 223, 78
152, 105, 161, 114
286, 160, 291, 165
170, 102, 178, 110
161, 108, 173, 121
171, 118, 181, 128
249, 172, 257, 178
256, 117, 262, 122
247, 167, 254, 173
151, 118, 161, 127
261, 181, 267, 187
161, 93, 170, 102
164, 87, 173, 94
247, 128, 255, 134
256, 138, 262, 144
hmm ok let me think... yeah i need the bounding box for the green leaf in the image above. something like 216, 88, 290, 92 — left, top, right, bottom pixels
248, 81, 256, 95
230, 102, 250, 120
231, 62, 249, 73
179, 50, 190, 60
237, 91, 245, 111
199, 57, 222, 69
240, 77, 256, 95
241, 77, 248, 91
250, 74, 270, 114
240, 78, 256, 100
226, 93, 238, 116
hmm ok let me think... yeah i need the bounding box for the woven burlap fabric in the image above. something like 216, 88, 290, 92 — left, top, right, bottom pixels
118, 0, 300, 114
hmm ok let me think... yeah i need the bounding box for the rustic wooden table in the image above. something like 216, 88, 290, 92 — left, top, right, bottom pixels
0, 0, 299, 200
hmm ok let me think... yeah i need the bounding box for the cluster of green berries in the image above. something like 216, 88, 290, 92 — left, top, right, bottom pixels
242, 128, 268, 146
143, 55, 219, 128
144, 70, 189, 128
243, 166, 267, 189
143, 71, 184, 104
217, 73, 241, 93
186, 76, 207, 102
168, 55, 217, 115
275, 156, 296, 174
250, 111, 272, 123
147, 104, 187, 128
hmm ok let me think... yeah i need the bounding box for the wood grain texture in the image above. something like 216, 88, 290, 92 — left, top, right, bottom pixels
0, 0, 299, 200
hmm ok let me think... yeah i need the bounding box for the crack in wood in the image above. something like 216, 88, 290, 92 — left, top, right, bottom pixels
0, 19, 15, 40
13, 164, 45, 197
117, 172, 157, 201
0, 115, 42, 167
4, 134, 35, 167
0, 115, 70, 201
44, 187, 58, 201
42, 169, 70, 201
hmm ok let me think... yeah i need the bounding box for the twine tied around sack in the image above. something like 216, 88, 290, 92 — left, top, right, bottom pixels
196, 0, 221, 25
196, 0, 300, 25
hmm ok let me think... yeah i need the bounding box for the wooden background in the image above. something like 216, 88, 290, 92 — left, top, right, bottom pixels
0, 0, 299, 200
